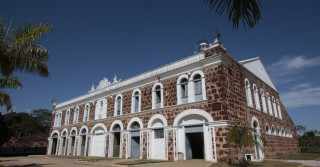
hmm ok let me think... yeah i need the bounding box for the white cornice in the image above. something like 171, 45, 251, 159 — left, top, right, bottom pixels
56, 53, 205, 109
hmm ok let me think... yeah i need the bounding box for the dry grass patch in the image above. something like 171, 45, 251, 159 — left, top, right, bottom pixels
273, 153, 320, 160
116, 159, 167, 166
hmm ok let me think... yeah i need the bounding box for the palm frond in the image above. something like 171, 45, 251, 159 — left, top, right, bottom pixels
0, 91, 12, 111
0, 76, 22, 89
204, 0, 261, 30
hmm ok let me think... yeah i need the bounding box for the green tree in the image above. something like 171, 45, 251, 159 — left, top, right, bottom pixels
226, 123, 266, 166
0, 18, 52, 111
204, 0, 261, 30
296, 125, 307, 134
0, 113, 11, 146
31, 109, 51, 134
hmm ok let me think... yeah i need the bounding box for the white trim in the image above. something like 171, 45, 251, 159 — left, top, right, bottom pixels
173, 109, 214, 125
266, 92, 273, 116
147, 114, 168, 128
177, 74, 189, 105
127, 117, 143, 130
70, 127, 78, 135
260, 89, 267, 113
110, 120, 124, 131
253, 84, 261, 111
65, 109, 70, 125
80, 125, 89, 134
272, 96, 278, 118
251, 116, 264, 160
90, 123, 108, 134
114, 94, 123, 116
56, 53, 205, 108
50, 130, 60, 138
83, 103, 90, 122
152, 82, 164, 109
245, 78, 253, 108
73, 107, 79, 124
276, 99, 283, 119
61, 128, 68, 136
190, 70, 207, 102
95, 98, 107, 120
131, 89, 141, 113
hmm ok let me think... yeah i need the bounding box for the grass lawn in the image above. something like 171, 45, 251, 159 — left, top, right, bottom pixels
116, 159, 168, 166
273, 153, 320, 160
208, 160, 302, 167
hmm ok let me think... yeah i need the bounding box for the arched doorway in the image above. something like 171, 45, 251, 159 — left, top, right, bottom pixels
69, 129, 77, 156
173, 109, 214, 161
252, 117, 264, 160
128, 118, 143, 159
90, 124, 107, 157
79, 128, 88, 156
50, 132, 59, 155
60, 131, 68, 155
148, 114, 168, 160
112, 124, 121, 157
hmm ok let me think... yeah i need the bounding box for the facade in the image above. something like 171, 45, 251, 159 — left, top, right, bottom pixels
47, 39, 299, 162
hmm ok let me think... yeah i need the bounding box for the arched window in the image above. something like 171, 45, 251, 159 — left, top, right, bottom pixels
266, 93, 273, 116
193, 74, 203, 101
265, 123, 270, 134
253, 84, 261, 110
152, 83, 163, 109
131, 89, 141, 113
83, 104, 90, 122
277, 99, 283, 119
58, 112, 62, 126
73, 107, 79, 124
114, 94, 122, 116
272, 96, 278, 118
65, 110, 70, 125
271, 125, 276, 135
277, 126, 281, 136
260, 89, 267, 113
95, 99, 107, 120
181, 78, 188, 104
281, 128, 285, 137
245, 78, 253, 107
54, 113, 58, 127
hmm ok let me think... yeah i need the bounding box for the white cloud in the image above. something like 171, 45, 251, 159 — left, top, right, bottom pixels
281, 86, 320, 108
268, 55, 320, 76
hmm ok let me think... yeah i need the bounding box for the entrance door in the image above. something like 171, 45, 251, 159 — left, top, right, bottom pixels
131, 131, 140, 159
91, 134, 105, 157
113, 132, 120, 157
70, 136, 75, 155
61, 137, 66, 155
51, 138, 57, 155
80, 135, 86, 156
185, 126, 204, 159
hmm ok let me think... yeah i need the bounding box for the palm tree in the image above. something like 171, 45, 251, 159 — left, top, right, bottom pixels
296, 125, 307, 134
0, 18, 52, 111
204, 0, 261, 30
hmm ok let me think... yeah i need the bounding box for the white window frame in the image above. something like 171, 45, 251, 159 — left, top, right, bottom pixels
58, 111, 62, 126
245, 78, 253, 107
177, 74, 189, 105
54, 113, 58, 127
266, 92, 273, 116
271, 125, 276, 135
272, 96, 278, 118
189, 70, 206, 102
265, 123, 271, 134
131, 89, 141, 113
83, 103, 90, 122
253, 84, 261, 111
260, 89, 267, 113
73, 107, 79, 124
65, 109, 70, 125
276, 99, 283, 119
114, 94, 123, 116
152, 83, 164, 109
95, 99, 107, 120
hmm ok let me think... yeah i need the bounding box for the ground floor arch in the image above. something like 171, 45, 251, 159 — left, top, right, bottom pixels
251, 117, 264, 161
78, 126, 89, 156
89, 123, 107, 157
128, 117, 143, 159
109, 120, 123, 158
148, 114, 167, 160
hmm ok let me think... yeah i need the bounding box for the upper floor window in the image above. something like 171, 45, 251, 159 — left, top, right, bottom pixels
58, 112, 62, 126
245, 78, 253, 107
152, 83, 163, 109
181, 78, 188, 103
83, 104, 90, 122
266, 93, 273, 116
272, 96, 278, 118
193, 74, 203, 101
73, 107, 79, 124
95, 99, 107, 120
265, 123, 270, 134
65, 110, 70, 125
253, 84, 261, 111
131, 89, 141, 113
271, 125, 276, 135
54, 113, 58, 127
114, 94, 122, 116
260, 89, 267, 113
276, 99, 283, 119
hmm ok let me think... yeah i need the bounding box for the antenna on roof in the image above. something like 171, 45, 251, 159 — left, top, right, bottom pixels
215, 27, 222, 40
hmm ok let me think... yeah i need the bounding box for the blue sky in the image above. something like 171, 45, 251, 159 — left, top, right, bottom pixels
1, 0, 319, 131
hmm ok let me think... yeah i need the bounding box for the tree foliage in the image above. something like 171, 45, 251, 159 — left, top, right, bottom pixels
0, 113, 11, 146
226, 123, 266, 166
204, 0, 261, 30
0, 18, 52, 111
298, 126, 320, 153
